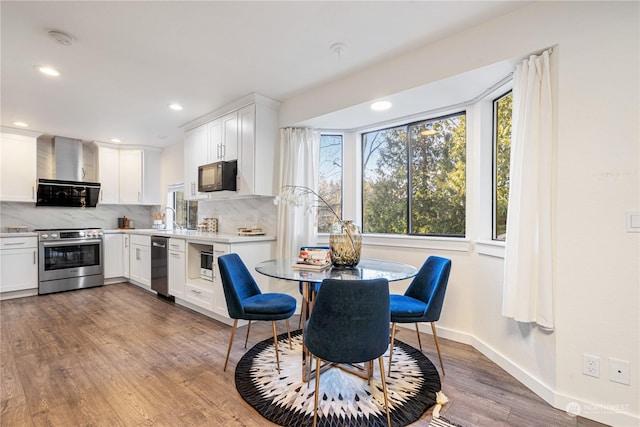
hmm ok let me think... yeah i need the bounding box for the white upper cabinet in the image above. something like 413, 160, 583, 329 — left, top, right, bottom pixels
220, 111, 238, 161
96, 144, 161, 205
0, 130, 39, 202
237, 102, 278, 196
96, 145, 120, 204
184, 124, 208, 200
119, 149, 143, 204
182, 94, 279, 199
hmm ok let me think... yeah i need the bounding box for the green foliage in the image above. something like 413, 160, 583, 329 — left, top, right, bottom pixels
495, 92, 512, 240
362, 113, 466, 236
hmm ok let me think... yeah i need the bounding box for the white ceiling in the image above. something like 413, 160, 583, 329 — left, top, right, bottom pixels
1, 1, 528, 148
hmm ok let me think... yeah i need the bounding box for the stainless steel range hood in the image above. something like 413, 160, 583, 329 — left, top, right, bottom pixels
53, 136, 87, 181
36, 136, 101, 207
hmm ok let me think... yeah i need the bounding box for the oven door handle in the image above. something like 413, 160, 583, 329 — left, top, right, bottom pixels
41, 239, 103, 247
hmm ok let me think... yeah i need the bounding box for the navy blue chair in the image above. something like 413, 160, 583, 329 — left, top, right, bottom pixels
304, 278, 391, 427
388, 256, 451, 376
218, 253, 296, 373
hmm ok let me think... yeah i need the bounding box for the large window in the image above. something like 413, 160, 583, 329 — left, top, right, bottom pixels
318, 134, 343, 233
493, 91, 512, 241
362, 112, 466, 236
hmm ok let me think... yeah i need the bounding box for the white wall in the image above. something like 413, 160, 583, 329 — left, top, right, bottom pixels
279, 2, 639, 425
160, 140, 184, 207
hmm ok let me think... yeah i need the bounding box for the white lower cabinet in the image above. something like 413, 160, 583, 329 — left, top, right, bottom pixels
168, 238, 185, 299
104, 234, 124, 279
129, 235, 151, 288
0, 237, 38, 294
122, 234, 130, 279
212, 244, 230, 317
180, 240, 273, 324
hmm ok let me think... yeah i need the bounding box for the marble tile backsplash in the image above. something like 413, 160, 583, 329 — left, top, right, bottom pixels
0, 202, 157, 231
0, 197, 278, 235
197, 197, 277, 235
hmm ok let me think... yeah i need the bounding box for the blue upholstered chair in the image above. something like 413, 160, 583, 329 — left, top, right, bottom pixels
304, 278, 391, 427
388, 256, 451, 376
218, 253, 296, 373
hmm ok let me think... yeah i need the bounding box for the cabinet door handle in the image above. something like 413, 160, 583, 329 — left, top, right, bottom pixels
125, 237, 129, 248
33, 250, 36, 264
138, 191, 141, 202
191, 289, 202, 294
136, 248, 140, 260
32, 186, 35, 201
3, 242, 26, 246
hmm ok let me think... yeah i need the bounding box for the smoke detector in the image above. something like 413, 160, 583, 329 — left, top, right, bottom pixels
48, 30, 74, 46
330, 42, 347, 60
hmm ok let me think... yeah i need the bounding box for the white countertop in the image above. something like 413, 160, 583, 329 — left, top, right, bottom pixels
104, 228, 276, 244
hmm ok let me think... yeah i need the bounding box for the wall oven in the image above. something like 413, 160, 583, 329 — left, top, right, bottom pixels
37, 228, 104, 295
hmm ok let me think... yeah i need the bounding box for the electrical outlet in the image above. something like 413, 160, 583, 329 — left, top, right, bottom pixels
583, 354, 600, 378
609, 358, 631, 385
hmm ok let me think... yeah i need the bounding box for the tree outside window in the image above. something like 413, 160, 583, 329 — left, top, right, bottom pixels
494, 92, 512, 241
362, 112, 466, 236
318, 134, 343, 233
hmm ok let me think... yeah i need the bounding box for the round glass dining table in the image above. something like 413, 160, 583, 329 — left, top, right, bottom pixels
255, 257, 418, 382
254, 257, 418, 283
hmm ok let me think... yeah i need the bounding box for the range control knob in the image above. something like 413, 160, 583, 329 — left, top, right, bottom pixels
50, 233, 58, 239
41, 234, 49, 239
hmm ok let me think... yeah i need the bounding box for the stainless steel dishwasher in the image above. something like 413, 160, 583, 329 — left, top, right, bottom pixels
151, 236, 169, 297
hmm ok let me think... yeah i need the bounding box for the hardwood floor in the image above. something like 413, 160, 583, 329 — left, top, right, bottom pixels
1, 283, 607, 427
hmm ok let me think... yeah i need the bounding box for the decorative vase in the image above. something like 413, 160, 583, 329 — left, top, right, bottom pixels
329, 220, 362, 267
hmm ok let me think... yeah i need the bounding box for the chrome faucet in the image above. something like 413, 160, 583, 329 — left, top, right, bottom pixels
161, 206, 180, 230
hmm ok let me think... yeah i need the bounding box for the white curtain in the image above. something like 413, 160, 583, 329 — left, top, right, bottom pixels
502, 50, 554, 330
276, 128, 320, 259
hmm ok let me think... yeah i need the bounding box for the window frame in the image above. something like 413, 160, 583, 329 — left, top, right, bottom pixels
360, 110, 467, 238
492, 90, 512, 241
317, 133, 344, 234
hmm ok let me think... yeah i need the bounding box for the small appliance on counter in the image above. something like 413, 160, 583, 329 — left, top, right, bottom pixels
200, 251, 213, 281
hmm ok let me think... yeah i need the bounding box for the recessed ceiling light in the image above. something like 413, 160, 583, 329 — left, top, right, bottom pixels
168, 103, 183, 111
371, 101, 391, 111
35, 65, 60, 77
13, 121, 29, 127
110, 138, 121, 143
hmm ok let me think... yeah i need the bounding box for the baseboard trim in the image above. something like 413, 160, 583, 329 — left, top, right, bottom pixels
408, 323, 639, 426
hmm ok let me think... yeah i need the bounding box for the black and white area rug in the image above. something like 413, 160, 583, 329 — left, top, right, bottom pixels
235, 330, 441, 427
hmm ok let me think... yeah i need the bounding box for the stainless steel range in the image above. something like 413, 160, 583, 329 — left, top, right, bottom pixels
37, 228, 104, 295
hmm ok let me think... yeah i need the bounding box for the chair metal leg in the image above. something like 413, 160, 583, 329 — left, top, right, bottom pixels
286, 319, 292, 350
272, 321, 281, 373
313, 355, 321, 427
224, 319, 238, 371
244, 320, 252, 348
415, 322, 423, 351
378, 356, 391, 427
431, 322, 445, 376
388, 322, 397, 376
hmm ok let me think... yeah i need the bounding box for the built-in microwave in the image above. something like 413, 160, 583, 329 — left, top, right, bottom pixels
198, 160, 237, 192
200, 251, 213, 281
